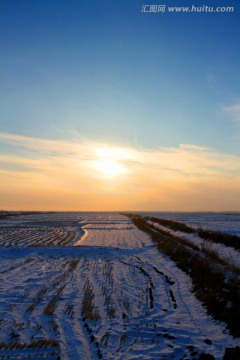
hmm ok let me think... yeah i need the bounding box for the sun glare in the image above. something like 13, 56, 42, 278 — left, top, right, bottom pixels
95, 159, 124, 178
91, 146, 132, 178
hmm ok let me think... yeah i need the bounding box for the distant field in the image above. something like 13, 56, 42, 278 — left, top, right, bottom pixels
0, 212, 239, 359
136, 212, 240, 235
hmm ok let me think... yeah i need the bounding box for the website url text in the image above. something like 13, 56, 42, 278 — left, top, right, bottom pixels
141, 5, 235, 13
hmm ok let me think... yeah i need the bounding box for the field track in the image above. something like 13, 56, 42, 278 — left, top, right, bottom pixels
0, 212, 239, 359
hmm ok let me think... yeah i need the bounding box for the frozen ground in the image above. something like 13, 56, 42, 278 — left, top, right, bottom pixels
0, 212, 239, 359
147, 220, 240, 269
139, 212, 240, 235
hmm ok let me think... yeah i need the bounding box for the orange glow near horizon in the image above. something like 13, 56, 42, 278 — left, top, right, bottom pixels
0, 132, 240, 212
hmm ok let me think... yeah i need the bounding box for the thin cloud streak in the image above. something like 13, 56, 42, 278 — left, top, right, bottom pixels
222, 101, 240, 122
222, 100, 240, 136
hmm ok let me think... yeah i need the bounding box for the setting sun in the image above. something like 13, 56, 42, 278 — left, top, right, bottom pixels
94, 158, 125, 178
91, 146, 131, 178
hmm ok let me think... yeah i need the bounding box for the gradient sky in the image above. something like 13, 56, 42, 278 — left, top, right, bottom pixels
1, 0, 240, 211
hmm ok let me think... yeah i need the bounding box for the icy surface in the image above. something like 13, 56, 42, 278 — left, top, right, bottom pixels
0, 212, 239, 359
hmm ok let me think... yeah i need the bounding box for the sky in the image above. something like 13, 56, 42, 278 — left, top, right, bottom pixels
0, 0, 240, 211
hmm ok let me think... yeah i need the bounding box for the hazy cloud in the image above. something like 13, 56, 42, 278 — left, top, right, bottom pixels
222, 101, 240, 134
1, 132, 240, 211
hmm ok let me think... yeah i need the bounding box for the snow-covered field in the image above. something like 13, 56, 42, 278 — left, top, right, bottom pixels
139, 212, 240, 235
0, 212, 239, 359
147, 220, 240, 269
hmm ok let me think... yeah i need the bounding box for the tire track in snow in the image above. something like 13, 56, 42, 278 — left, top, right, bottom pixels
1, 213, 240, 359
55, 258, 93, 360
138, 247, 232, 358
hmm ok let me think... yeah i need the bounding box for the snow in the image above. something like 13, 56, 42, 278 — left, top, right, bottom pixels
0, 212, 239, 359
148, 220, 240, 269
74, 220, 150, 248
139, 212, 240, 235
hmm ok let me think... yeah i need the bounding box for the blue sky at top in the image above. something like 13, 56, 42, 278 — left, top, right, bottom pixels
1, 0, 240, 154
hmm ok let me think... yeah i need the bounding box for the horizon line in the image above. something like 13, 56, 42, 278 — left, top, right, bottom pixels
1, 210, 240, 214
